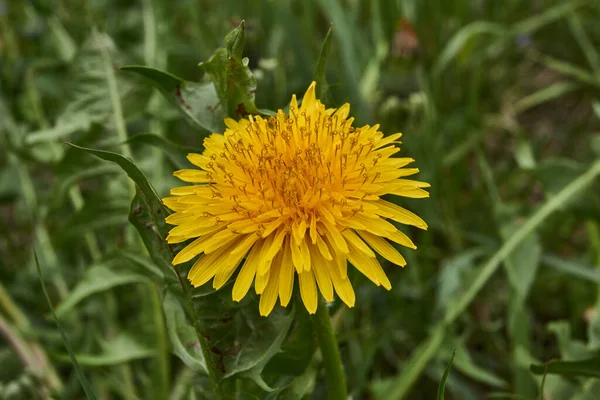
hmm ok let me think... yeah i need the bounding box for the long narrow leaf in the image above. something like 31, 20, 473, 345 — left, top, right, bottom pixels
34, 251, 98, 400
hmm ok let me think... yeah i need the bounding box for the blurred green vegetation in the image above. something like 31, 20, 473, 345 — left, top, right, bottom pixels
2, 0, 600, 399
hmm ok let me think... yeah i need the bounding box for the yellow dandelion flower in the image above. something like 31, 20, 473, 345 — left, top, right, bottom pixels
163, 82, 429, 316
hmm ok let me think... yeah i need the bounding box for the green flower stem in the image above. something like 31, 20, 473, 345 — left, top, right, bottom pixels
312, 298, 347, 400
172, 265, 224, 399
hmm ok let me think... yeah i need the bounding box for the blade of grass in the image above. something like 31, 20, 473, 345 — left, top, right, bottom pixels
34, 250, 98, 400
528, 50, 600, 88
567, 10, 600, 75
513, 82, 581, 115
542, 255, 600, 283
313, 25, 333, 102
444, 159, 600, 324
384, 159, 600, 399
512, 0, 590, 35
437, 350, 456, 400
538, 362, 549, 400
148, 283, 169, 400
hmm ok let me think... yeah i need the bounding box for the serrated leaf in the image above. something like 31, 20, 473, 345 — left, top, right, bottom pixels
121, 66, 225, 133
163, 291, 207, 373
55, 263, 149, 317
199, 21, 260, 119
67, 143, 178, 282
264, 307, 315, 377
530, 356, 600, 379
28, 31, 150, 145
224, 307, 295, 391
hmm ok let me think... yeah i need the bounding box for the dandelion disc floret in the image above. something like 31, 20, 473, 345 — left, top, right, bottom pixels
163, 82, 429, 316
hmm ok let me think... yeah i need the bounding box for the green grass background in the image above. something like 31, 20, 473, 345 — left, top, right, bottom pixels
2, 0, 600, 398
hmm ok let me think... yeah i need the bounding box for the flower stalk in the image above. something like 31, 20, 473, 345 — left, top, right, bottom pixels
312, 298, 347, 400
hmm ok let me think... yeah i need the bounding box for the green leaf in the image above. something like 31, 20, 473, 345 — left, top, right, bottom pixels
500, 216, 541, 299
386, 160, 600, 398
264, 307, 315, 377
125, 133, 201, 169
49, 164, 120, 209
129, 187, 178, 283
313, 25, 333, 103
547, 321, 590, 360
530, 356, 600, 379
125, 133, 201, 156
114, 250, 163, 280
57, 334, 155, 366
199, 21, 261, 118
437, 350, 455, 400
55, 263, 149, 318
433, 21, 506, 76
163, 291, 207, 373
28, 31, 151, 145
66, 144, 163, 215
120, 66, 225, 133
34, 251, 98, 400
224, 307, 295, 391
444, 340, 508, 388
67, 143, 178, 281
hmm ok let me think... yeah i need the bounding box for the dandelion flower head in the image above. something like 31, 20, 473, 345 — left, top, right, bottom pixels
163, 82, 429, 316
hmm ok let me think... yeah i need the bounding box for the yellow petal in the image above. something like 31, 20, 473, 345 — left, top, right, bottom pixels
385, 229, 417, 249
370, 200, 427, 229
173, 169, 212, 183
374, 132, 402, 149
291, 242, 304, 273
329, 258, 355, 307
316, 234, 333, 260
279, 240, 295, 306
203, 230, 239, 254
188, 242, 238, 287
163, 197, 187, 212
232, 240, 264, 301
357, 230, 406, 268
173, 235, 212, 265
347, 213, 395, 236
298, 270, 318, 314
346, 241, 381, 286
292, 218, 307, 245
301, 81, 317, 112
212, 244, 252, 290
391, 188, 430, 198
255, 267, 270, 295
258, 234, 276, 276
334, 250, 348, 279
341, 229, 375, 258
169, 186, 199, 196
310, 244, 333, 302
230, 233, 260, 256
259, 255, 281, 316
300, 239, 311, 271
321, 219, 349, 254
309, 214, 318, 244
165, 212, 196, 225
261, 217, 286, 238
262, 228, 286, 262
